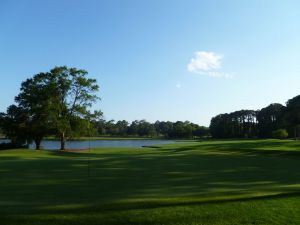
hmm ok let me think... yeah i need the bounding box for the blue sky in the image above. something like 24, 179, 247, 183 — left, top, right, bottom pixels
1, 0, 300, 126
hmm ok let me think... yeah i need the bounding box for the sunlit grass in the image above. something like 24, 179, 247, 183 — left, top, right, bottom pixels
1, 139, 300, 224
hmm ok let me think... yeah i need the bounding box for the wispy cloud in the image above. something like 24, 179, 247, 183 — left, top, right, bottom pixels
187, 51, 232, 78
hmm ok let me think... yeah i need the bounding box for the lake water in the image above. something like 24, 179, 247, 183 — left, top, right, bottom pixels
0, 138, 176, 150
0, 139, 10, 144
27, 139, 176, 150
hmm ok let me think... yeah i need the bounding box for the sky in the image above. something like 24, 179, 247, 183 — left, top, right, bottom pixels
1, 0, 300, 126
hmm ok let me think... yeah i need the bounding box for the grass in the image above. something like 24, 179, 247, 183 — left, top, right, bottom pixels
1, 139, 300, 224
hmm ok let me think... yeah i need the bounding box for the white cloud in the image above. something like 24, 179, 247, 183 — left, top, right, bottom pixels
187, 51, 232, 78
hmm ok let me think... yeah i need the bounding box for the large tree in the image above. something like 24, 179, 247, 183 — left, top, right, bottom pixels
15, 73, 54, 149
15, 66, 101, 150
47, 66, 101, 150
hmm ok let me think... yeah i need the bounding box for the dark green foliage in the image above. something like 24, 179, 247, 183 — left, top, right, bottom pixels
210, 110, 258, 138
0, 105, 30, 146
1, 66, 101, 150
209, 96, 300, 139
192, 125, 209, 137
128, 120, 157, 136
44, 66, 101, 150
154, 120, 174, 137
272, 129, 288, 139
257, 103, 285, 138
285, 95, 300, 139
15, 73, 55, 149
92, 119, 209, 138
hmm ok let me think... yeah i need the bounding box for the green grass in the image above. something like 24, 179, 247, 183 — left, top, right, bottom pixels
1, 139, 300, 224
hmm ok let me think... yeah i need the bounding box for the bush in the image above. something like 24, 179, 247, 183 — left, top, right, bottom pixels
272, 129, 288, 139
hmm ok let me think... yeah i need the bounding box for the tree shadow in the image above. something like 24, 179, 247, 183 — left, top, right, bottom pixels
166, 140, 300, 159
1, 141, 300, 224
23, 190, 300, 214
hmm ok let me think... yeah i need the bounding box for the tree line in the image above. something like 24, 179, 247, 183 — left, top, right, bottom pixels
92, 119, 209, 138
209, 96, 300, 139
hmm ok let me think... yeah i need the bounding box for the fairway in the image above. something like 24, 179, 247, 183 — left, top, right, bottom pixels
1, 139, 300, 224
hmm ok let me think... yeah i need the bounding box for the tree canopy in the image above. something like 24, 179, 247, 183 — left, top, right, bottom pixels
208, 96, 300, 139
1, 66, 101, 150
92, 119, 209, 139
284, 95, 300, 139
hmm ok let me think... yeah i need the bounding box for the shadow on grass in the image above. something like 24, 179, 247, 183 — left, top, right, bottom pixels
1, 140, 300, 224
167, 140, 300, 159
33, 191, 300, 214
2, 190, 300, 223
48, 150, 100, 158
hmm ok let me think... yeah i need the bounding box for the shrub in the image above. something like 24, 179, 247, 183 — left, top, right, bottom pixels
272, 129, 288, 139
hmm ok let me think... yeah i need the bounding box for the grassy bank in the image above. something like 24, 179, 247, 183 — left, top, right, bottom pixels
1, 139, 300, 224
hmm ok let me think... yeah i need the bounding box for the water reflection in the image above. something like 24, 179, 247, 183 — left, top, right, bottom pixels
28, 139, 176, 150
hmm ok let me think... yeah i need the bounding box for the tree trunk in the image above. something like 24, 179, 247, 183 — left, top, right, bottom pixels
35, 139, 41, 150
294, 126, 297, 141
60, 132, 65, 150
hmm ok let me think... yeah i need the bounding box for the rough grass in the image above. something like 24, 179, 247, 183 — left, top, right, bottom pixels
1, 139, 300, 224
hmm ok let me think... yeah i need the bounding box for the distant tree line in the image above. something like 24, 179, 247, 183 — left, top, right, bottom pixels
92, 119, 209, 139
209, 95, 300, 139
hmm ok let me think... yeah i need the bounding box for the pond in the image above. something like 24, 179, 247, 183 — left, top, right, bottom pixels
28, 139, 176, 150
0, 139, 10, 144
0, 138, 177, 150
